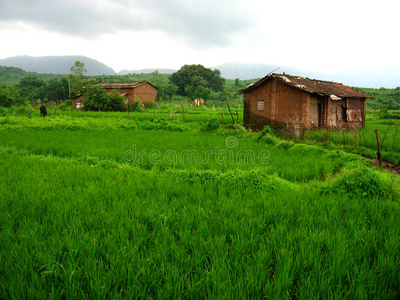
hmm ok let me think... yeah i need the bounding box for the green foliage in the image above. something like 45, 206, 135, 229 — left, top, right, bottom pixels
0, 83, 23, 107
158, 83, 178, 101
16, 76, 46, 102
82, 85, 126, 111
82, 85, 109, 111
0, 66, 58, 85
193, 85, 212, 100
378, 108, 391, 119
108, 90, 126, 111
257, 125, 274, 141
44, 77, 69, 101
143, 101, 157, 109
200, 117, 220, 132
169, 64, 225, 98
70, 61, 87, 76
233, 123, 248, 133
323, 165, 386, 198
0, 120, 400, 298
355, 87, 400, 110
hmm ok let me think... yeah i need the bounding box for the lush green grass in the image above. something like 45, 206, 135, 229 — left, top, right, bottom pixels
0, 113, 400, 298
286, 114, 400, 165
1, 153, 399, 298
0, 126, 365, 182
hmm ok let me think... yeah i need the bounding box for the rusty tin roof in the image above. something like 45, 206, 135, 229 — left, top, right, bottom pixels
97, 81, 158, 90
240, 73, 372, 99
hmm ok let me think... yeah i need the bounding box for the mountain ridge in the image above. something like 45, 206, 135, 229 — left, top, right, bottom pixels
0, 55, 116, 76
1, 55, 399, 88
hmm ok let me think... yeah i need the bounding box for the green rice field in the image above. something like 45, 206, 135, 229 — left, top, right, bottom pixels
1, 112, 400, 299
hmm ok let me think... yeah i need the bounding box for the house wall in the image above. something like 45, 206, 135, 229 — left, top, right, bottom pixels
244, 79, 309, 128
274, 81, 307, 126
329, 99, 346, 127
346, 97, 365, 124
72, 95, 84, 109
243, 80, 273, 126
133, 84, 158, 105
310, 95, 320, 126
72, 83, 158, 109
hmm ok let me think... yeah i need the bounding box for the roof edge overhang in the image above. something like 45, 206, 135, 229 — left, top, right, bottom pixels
239, 73, 373, 99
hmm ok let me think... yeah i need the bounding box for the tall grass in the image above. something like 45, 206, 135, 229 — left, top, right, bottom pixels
1, 113, 399, 298
0, 153, 399, 298
0, 128, 365, 182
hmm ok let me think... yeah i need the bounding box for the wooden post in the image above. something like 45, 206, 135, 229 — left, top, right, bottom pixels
99, 109, 102, 118
375, 129, 382, 166
342, 130, 346, 145
181, 101, 185, 123
224, 91, 235, 125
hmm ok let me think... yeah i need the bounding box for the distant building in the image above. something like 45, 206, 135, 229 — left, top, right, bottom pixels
72, 81, 158, 109
240, 73, 372, 129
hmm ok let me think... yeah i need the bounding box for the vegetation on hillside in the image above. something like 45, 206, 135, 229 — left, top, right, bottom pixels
2, 62, 399, 111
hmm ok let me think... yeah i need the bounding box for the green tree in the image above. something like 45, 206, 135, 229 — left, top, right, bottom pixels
70, 61, 87, 76
0, 83, 23, 107
69, 61, 87, 98
159, 83, 178, 101
149, 70, 167, 88
82, 85, 126, 111
82, 85, 110, 111
169, 64, 225, 98
193, 86, 212, 100
16, 76, 46, 102
45, 77, 70, 102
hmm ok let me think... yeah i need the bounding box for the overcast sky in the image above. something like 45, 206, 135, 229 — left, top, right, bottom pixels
0, 0, 399, 73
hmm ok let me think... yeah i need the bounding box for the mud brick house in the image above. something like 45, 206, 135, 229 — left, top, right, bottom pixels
240, 74, 372, 129
73, 81, 158, 109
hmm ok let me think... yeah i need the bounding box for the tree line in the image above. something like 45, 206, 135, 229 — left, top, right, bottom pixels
3, 62, 397, 111
0, 62, 251, 109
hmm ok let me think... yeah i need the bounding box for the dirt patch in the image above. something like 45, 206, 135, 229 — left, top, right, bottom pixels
369, 159, 400, 175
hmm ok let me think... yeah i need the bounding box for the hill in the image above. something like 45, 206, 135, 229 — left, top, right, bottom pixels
117, 68, 176, 75
0, 66, 60, 85
0, 55, 116, 76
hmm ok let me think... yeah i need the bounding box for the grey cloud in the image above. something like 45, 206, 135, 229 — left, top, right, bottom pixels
0, 0, 256, 47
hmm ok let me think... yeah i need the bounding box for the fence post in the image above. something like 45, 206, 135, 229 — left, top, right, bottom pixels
375, 129, 382, 166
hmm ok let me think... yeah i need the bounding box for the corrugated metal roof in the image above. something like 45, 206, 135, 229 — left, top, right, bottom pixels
240, 73, 372, 98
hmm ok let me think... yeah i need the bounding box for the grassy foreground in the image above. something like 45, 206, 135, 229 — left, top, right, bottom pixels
0, 114, 400, 299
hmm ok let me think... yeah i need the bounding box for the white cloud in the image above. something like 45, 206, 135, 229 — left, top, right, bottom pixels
0, 0, 399, 73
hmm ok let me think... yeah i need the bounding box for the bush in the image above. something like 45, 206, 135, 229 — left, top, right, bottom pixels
82, 85, 126, 112
378, 108, 391, 119
143, 101, 157, 109
57, 100, 72, 111
323, 165, 386, 198
200, 118, 220, 132
233, 123, 248, 133
256, 125, 274, 141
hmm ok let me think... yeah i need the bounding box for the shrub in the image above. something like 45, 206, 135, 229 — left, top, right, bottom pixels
256, 125, 274, 141
378, 108, 391, 119
233, 123, 248, 133
200, 118, 220, 132
258, 133, 280, 146
322, 165, 386, 198
143, 101, 158, 109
